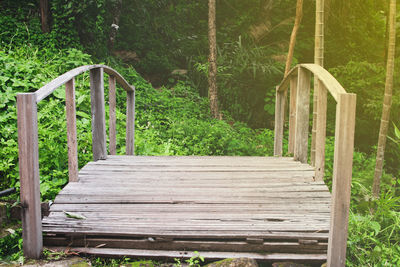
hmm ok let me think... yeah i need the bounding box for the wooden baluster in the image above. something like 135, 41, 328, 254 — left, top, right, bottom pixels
294, 67, 311, 163
327, 93, 356, 267
311, 79, 319, 166
288, 75, 298, 154
315, 80, 327, 181
90, 68, 107, 161
274, 87, 285, 156
17, 93, 42, 259
126, 90, 135, 155
109, 76, 117, 155
65, 78, 78, 182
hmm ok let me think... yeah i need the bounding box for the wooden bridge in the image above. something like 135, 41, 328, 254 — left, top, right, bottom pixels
16, 64, 356, 266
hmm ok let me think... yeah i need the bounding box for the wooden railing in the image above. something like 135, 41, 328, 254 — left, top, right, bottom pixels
274, 64, 356, 266
16, 65, 135, 258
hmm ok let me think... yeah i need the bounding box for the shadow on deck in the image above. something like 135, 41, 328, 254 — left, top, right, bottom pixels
43, 156, 330, 263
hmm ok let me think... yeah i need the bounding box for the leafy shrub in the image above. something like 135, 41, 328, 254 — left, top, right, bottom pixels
0, 46, 93, 199
329, 61, 400, 175
347, 192, 400, 266
0, 228, 23, 263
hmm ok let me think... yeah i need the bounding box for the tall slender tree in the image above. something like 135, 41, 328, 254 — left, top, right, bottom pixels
208, 0, 220, 119
284, 0, 304, 75
311, 0, 325, 166
39, 0, 50, 33
373, 0, 396, 198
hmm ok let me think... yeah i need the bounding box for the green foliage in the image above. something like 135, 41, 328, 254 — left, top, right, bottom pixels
192, 38, 284, 128
174, 251, 204, 267
329, 61, 400, 175
347, 192, 400, 266
0, 46, 93, 198
325, 0, 387, 67
0, 228, 23, 263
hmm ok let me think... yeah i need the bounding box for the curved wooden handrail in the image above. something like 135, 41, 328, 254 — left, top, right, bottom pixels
274, 62, 357, 267
277, 63, 346, 101
35, 64, 134, 102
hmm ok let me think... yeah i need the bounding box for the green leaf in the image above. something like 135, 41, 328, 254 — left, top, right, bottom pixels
370, 221, 381, 236
64, 211, 86, 220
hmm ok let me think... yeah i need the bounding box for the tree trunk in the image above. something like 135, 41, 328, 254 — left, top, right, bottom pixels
284, 0, 304, 75
39, 0, 50, 33
108, 0, 122, 52
285, 0, 304, 155
373, 0, 396, 198
208, 0, 220, 119
311, 0, 325, 166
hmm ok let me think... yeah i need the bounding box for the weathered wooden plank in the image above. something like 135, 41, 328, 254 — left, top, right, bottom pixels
48, 203, 331, 214
44, 237, 327, 253
126, 90, 135, 155
17, 93, 43, 259
106, 155, 296, 160
90, 68, 107, 161
80, 165, 314, 172
90, 159, 306, 166
44, 247, 327, 262
327, 93, 356, 267
108, 75, 117, 155
315, 80, 327, 181
43, 217, 330, 226
288, 76, 298, 154
42, 224, 329, 235
74, 184, 323, 192
294, 67, 311, 163
65, 78, 78, 182
43, 228, 328, 240
46, 211, 330, 221
61, 182, 328, 191
274, 89, 285, 156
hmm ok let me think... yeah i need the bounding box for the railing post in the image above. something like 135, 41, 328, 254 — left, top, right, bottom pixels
327, 93, 356, 267
17, 93, 43, 259
90, 68, 107, 161
315, 80, 327, 181
274, 87, 285, 156
288, 75, 298, 154
126, 89, 135, 155
65, 78, 78, 182
294, 67, 311, 163
109, 75, 117, 155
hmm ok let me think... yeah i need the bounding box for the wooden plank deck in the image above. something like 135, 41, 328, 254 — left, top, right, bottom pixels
42, 155, 331, 263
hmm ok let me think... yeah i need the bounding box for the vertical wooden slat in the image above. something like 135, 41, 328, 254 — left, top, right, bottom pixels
274, 88, 285, 156
65, 78, 78, 182
109, 76, 117, 155
126, 90, 135, 155
90, 68, 107, 161
315, 80, 327, 181
288, 75, 298, 154
294, 67, 311, 163
327, 93, 356, 267
17, 93, 42, 259
311, 80, 319, 166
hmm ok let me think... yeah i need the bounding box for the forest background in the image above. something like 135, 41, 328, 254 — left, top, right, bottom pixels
0, 0, 400, 266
